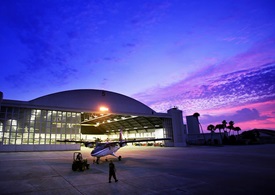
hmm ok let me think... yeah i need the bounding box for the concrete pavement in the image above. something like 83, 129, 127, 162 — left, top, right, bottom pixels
0, 144, 275, 194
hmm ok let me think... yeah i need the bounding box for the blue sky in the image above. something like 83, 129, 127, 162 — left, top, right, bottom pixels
1, 0, 275, 131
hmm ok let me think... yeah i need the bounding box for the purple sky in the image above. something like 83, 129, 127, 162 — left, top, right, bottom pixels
1, 0, 275, 131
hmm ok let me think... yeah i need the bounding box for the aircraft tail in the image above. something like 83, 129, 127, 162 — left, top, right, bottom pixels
119, 129, 126, 147
119, 129, 123, 142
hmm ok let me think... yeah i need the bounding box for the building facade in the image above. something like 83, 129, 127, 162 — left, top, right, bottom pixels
0, 89, 187, 151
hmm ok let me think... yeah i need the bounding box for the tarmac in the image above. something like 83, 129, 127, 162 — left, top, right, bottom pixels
0, 144, 275, 195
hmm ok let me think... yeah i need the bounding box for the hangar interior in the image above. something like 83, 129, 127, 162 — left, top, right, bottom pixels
81, 112, 166, 141
0, 90, 186, 151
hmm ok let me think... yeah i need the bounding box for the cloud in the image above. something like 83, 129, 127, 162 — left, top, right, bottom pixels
222, 36, 248, 43
133, 36, 275, 113
134, 62, 275, 115
1, 1, 94, 90
233, 108, 269, 122
201, 108, 269, 125
132, 36, 275, 132
123, 43, 136, 48
200, 62, 275, 103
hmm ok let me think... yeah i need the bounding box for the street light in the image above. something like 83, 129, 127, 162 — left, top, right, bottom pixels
99, 106, 109, 112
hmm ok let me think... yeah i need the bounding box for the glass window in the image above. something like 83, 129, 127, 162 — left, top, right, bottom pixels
0, 107, 81, 147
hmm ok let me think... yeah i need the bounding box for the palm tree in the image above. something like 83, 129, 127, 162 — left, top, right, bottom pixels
207, 124, 215, 144
207, 124, 215, 131
214, 124, 224, 144
222, 120, 227, 132
193, 112, 200, 119
193, 112, 206, 144
234, 127, 241, 136
221, 120, 228, 141
227, 121, 235, 136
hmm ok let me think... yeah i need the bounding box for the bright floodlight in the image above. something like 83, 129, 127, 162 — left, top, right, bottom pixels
99, 106, 109, 112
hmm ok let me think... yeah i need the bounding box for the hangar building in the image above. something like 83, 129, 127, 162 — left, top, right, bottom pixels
0, 89, 187, 152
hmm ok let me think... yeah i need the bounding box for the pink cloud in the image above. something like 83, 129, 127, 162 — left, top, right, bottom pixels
134, 37, 275, 105
133, 37, 275, 132
199, 100, 275, 131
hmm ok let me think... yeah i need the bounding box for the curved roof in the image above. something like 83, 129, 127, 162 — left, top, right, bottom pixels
29, 89, 155, 115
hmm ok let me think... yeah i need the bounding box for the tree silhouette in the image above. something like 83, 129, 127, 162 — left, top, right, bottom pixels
222, 120, 227, 133
234, 126, 241, 136
207, 124, 215, 131
227, 121, 235, 135
207, 124, 215, 144
214, 124, 224, 144
206, 120, 242, 144
193, 112, 200, 119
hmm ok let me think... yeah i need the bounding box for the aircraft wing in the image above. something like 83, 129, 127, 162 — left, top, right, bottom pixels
57, 137, 171, 147
56, 139, 96, 147
122, 137, 171, 144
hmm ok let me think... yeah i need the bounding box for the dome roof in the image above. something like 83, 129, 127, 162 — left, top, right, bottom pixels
29, 89, 155, 115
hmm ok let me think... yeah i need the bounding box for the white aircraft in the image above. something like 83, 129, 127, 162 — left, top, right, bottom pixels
58, 130, 171, 164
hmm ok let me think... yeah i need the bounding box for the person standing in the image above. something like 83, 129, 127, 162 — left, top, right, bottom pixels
109, 160, 118, 183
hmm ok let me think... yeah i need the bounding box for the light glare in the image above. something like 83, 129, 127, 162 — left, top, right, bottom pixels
99, 106, 109, 112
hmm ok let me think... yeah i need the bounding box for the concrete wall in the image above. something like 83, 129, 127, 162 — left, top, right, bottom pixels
186, 115, 200, 134
187, 133, 222, 145
168, 108, 187, 147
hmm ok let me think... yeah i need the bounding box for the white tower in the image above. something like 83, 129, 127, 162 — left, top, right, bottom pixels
167, 107, 187, 147
186, 115, 200, 134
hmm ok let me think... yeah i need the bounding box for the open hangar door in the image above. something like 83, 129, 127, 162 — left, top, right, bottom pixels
80, 112, 166, 143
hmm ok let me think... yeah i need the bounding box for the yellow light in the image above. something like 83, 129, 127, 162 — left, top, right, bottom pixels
99, 106, 109, 112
